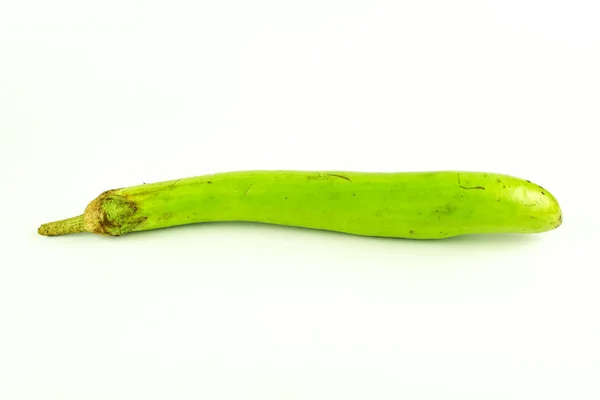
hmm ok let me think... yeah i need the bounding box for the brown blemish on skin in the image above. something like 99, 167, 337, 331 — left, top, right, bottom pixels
457, 174, 485, 190
460, 184, 486, 190
435, 205, 457, 216
244, 184, 253, 196
327, 173, 352, 182
409, 230, 415, 234
131, 217, 147, 231
167, 179, 181, 190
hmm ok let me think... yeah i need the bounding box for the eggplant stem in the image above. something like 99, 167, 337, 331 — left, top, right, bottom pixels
38, 215, 85, 236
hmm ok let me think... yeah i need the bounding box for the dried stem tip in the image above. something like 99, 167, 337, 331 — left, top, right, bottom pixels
38, 215, 85, 236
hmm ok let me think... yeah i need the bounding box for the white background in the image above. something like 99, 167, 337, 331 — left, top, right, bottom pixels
1, 1, 599, 399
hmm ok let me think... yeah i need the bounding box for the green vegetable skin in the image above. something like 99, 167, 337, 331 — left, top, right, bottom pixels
38, 170, 562, 239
